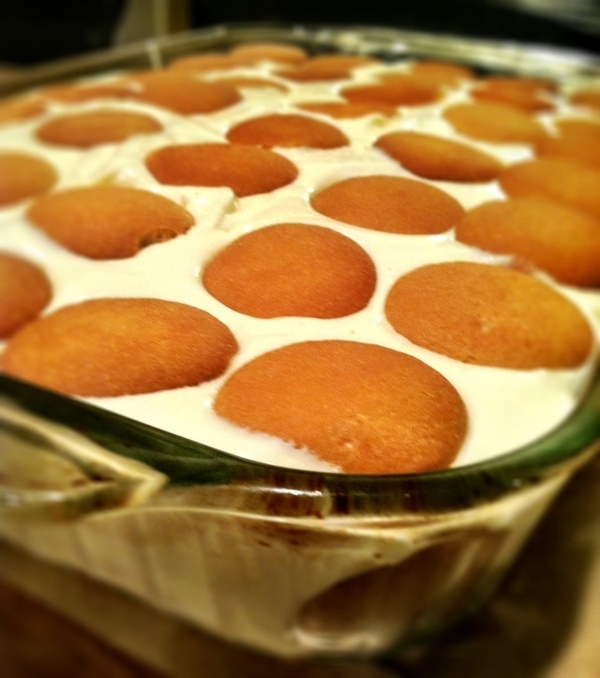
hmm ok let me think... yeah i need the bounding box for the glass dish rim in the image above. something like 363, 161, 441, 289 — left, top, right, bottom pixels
1, 364, 599, 516
1, 21, 599, 97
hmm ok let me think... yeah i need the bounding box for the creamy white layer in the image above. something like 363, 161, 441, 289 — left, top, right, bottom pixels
0, 60, 598, 472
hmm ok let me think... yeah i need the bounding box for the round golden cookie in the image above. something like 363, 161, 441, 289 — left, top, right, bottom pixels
570, 88, 600, 112
214, 340, 467, 474
384, 261, 593, 369
0, 152, 57, 207
40, 80, 137, 104
554, 117, 600, 141
310, 175, 464, 234
1, 298, 238, 397
167, 53, 237, 72
27, 185, 195, 260
469, 86, 553, 113
374, 131, 502, 182
0, 253, 52, 339
0, 96, 47, 127
534, 134, 600, 171
341, 77, 441, 107
499, 158, 600, 221
145, 143, 298, 197
295, 101, 397, 119
127, 71, 241, 114
443, 102, 547, 143
35, 109, 163, 149
276, 55, 379, 82
478, 76, 556, 94
455, 198, 600, 288
228, 43, 308, 66
202, 224, 376, 318
226, 113, 349, 149
406, 61, 475, 87
468, 77, 555, 113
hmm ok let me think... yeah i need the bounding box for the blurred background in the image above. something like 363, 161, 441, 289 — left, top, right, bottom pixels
0, 0, 598, 70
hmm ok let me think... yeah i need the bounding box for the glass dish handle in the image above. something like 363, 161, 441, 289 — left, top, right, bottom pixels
0, 396, 167, 521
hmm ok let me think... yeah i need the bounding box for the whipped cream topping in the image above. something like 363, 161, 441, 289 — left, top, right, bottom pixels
0, 58, 598, 472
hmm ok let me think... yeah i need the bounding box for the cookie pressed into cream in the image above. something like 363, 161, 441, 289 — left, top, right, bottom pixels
0, 41, 598, 474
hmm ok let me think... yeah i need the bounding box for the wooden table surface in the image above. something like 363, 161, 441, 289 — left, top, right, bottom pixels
0, 578, 164, 678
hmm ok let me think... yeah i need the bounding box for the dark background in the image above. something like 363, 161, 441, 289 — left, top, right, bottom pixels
0, 0, 598, 67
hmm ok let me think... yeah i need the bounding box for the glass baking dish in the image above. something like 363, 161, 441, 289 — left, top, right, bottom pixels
1, 23, 599, 660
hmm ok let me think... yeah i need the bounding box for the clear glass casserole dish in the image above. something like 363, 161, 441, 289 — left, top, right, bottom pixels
0, 23, 599, 660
